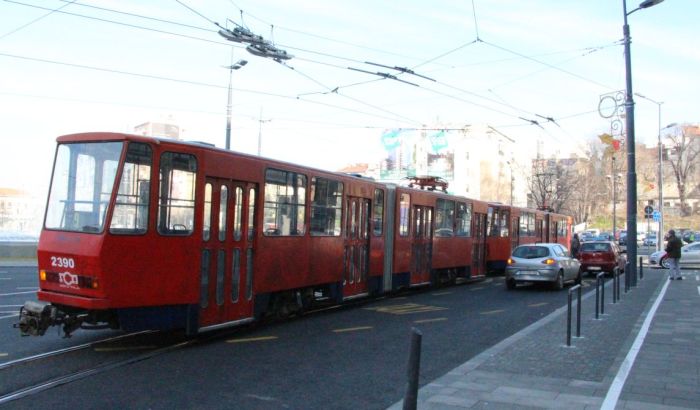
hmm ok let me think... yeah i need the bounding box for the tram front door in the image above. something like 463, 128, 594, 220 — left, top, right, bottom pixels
343, 197, 370, 299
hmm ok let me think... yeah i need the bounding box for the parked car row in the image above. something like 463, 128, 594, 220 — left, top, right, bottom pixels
648, 242, 700, 268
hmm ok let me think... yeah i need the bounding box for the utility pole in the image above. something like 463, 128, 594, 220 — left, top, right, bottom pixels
257, 107, 271, 156
224, 54, 247, 150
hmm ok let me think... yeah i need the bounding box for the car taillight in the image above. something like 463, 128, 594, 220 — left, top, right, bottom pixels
542, 258, 555, 265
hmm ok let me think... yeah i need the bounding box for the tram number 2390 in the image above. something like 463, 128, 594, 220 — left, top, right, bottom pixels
50, 256, 76, 269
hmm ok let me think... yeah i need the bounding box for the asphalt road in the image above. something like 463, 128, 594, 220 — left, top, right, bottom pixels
1, 264, 613, 410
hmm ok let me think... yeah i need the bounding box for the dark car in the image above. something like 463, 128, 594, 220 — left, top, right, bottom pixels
579, 241, 626, 276
682, 230, 700, 244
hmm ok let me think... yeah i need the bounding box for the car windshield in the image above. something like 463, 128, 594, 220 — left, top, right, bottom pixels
581, 242, 611, 252
512, 246, 550, 259
45, 142, 124, 233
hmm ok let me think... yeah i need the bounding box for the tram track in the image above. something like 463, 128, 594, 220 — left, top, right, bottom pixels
0, 330, 156, 371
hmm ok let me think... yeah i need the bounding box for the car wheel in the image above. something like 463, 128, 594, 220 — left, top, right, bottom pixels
660, 257, 671, 269
506, 279, 516, 290
553, 271, 564, 290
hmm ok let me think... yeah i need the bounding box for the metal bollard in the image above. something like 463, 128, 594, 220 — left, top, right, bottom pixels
567, 284, 582, 346
625, 261, 630, 293
613, 270, 618, 304
595, 272, 605, 319
403, 327, 422, 410
639, 256, 644, 280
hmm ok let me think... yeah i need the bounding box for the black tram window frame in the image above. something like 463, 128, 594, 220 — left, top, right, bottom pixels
263, 168, 307, 237
109, 142, 153, 235
372, 188, 384, 237
157, 151, 197, 236
310, 176, 343, 236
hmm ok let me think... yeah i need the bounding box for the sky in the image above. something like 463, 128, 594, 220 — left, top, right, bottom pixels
1, 0, 698, 201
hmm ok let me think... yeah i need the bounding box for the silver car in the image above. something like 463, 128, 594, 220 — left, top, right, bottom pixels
505, 243, 582, 290
649, 242, 700, 268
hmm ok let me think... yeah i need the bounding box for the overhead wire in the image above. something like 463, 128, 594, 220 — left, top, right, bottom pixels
0, 0, 76, 40
0, 51, 417, 125
2, 0, 625, 144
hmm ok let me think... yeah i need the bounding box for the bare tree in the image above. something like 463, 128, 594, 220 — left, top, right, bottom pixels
527, 157, 579, 214
665, 124, 700, 216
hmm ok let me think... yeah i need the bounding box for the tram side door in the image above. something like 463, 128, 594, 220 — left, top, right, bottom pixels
472, 212, 487, 277
410, 205, 433, 286
343, 197, 370, 298
511, 216, 519, 251
199, 178, 256, 329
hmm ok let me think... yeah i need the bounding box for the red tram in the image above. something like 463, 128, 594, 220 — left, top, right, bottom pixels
484, 204, 572, 273
18, 132, 571, 337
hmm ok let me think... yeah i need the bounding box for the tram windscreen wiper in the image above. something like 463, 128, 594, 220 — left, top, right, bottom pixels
82, 225, 100, 233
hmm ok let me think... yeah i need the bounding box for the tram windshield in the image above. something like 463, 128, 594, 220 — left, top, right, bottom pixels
45, 142, 124, 233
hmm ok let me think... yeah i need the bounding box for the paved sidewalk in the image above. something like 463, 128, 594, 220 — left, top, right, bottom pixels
389, 268, 700, 409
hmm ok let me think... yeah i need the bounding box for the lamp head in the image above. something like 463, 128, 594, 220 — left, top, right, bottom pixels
639, 0, 664, 8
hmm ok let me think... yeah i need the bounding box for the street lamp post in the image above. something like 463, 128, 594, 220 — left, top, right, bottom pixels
635, 93, 664, 251
224, 56, 248, 150
622, 0, 664, 282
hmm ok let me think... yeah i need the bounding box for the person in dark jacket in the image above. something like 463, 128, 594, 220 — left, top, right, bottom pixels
570, 233, 581, 259
665, 229, 683, 280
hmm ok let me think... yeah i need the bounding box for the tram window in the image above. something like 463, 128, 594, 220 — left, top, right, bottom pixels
231, 249, 240, 302
500, 211, 510, 237
246, 248, 253, 300
455, 202, 471, 237
233, 187, 243, 241
110, 142, 152, 235
45, 142, 123, 233
263, 168, 306, 236
519, 215, 526, 237
310, 177, 343, 236
157, 152, 197, 235
216, 250, 225, 305
399, 193, 410, 237
372, 189, 384, 236
435, 199, 454, 237
200, 250, 210, 308
247, 188, 256, 240
218, 185, 228, 241
203, 183, 212, 241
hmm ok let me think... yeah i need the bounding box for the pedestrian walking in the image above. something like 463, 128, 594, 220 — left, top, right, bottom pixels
570, 233, 580, 259
665, 229, 683, 280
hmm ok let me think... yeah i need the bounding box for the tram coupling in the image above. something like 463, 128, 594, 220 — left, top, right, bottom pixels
15, 301, 83, 338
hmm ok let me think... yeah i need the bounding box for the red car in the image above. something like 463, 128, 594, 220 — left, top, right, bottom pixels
578, 241, 627, 276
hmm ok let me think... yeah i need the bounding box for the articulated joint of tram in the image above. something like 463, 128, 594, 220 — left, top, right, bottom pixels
16, 301, 86, 338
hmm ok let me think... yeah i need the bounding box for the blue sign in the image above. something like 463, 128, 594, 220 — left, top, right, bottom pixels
652, 210, 661, 222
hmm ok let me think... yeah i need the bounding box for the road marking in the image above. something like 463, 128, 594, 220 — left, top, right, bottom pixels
414, 317, 447, 324
16, 287, 38, 290
0, 314, 18, 320
528, 303, 548, 308
365, 303, 447, 315
601, 275, 670, 410
332, 326, 373, 333
0, 305, 22, 308
480, 309, 505, 315
470, 287, 485, 291
0, 290, 37, 296
431, 291, 452, 296
0, 278, 12, 280
226, 336, 278, 343
0, 353, 8, 357
94, 346, 156, 352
